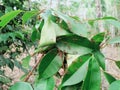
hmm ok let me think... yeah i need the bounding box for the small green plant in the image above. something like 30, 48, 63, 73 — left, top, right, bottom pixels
1, 9, 120, 90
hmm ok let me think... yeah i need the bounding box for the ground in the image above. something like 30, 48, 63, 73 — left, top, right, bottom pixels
3, 45, 120, 90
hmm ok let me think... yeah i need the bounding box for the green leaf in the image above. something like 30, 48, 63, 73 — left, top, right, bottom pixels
31, 30, 39, 41
57, 35, 93, 55
22, 10, 38, 23
0, 56, 10, 67
54, 23, 70, 37
0, 10, 22, 29
108, 80, 120, 90
82, 57, 101, 90
115, 61, 120, 69
106, 20, 120, 29
102, 17, 117, 20
31, 28, 40, 42
20, 74, 27, 81
40, 19, 69, 37
62, 82, 83, 90
7, 60, 14, 70
39, 19, 56, 47
0, 34, 9, 43
59, 20, 70, 31
0, 75, 11, 84
38, 49, 63, 79
14, 60, 28, 73
5, 6, 13, 13
108, 36, 120, 44
34, 45, 54, 54
0, 70, 4, 75
9, 82, 33, 90
34, 77, 55, 90
104, 72, 116, 84
94, 16, 117, 21
0, 31, 24, 43
91, 32, 105, 45
14, 31, 24, 40
2, 58, 14, 70
38, 20, 44, 32
93, 51, 105, 70
22, 55, 31, 69
61, 54, 91, 87
0, 46, 8, 52
88, 16, 117, 26
53, 11, 88, 37
41, 10, 52, 20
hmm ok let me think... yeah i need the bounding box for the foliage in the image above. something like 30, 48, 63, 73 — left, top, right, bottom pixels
2, 0, 27, 10
0, 0, 38, 89
9, 82, 33, 90
108, 80, 120, 90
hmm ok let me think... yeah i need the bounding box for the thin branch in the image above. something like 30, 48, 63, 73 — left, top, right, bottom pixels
24, 54, 44, 82
105, 57, 116, 61
100, 43, 107, 49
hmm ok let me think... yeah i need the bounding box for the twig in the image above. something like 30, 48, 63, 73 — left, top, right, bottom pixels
100, 43, 107, 49
105, 57, 116, 61
24, 54, 44, 82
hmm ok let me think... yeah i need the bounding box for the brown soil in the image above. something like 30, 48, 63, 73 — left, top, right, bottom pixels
3, 45, 120, 90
